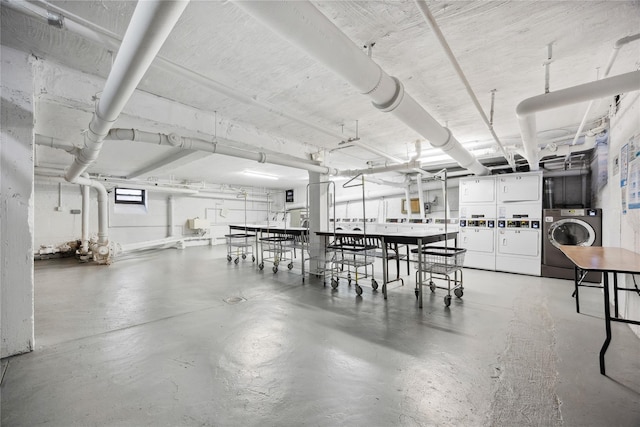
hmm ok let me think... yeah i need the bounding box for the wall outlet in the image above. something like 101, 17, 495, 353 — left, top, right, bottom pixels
55, 206, 64, 212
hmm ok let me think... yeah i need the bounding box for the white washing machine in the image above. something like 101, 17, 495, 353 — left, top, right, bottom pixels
542, 208, 602, 282
459, 204, 497, 270
495, 172, 543, 276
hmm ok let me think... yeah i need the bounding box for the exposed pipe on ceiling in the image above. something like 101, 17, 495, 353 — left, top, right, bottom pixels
337, 160, 421, 177
566, 32, 640, 155
232, 0, 490, 177
413, 0, 514, 170
516, 70, 640, 170
104, 128, 338, 175
8, 0, 412, 168
64, 0, 189, 183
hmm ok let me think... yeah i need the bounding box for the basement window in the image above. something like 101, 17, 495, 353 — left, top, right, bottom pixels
114, 188, 146, 205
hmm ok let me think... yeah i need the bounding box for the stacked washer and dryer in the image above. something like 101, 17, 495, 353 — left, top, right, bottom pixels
459, 172, 543, 275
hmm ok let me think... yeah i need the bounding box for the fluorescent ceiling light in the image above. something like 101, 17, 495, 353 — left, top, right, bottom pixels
242, 170, 279, 180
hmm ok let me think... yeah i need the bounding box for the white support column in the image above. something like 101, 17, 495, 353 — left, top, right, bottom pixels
1, 47, 35, 358
308, 171, 329, 269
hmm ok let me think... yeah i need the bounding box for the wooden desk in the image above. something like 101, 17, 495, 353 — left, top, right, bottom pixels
559, 245, 640, 375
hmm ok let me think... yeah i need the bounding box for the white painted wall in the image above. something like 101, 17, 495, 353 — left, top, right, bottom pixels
33, 183, 276, 250
1, 46, 35, 358
599, 93, 640, 338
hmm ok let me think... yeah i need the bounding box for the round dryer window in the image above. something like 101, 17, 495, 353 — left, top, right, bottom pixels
548, 218, 596, 249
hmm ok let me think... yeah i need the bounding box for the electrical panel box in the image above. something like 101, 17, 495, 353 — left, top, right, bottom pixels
187, 218, 209, 230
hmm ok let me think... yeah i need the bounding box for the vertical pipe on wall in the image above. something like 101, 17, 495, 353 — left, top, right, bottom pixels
81, 183, 90, 254
416, 176, 425, 219
404, 185, 411, 222
167, 195, 175, 237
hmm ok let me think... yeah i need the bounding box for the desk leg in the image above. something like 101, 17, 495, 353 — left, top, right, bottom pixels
381, 237, 388, 300
613, 273, 619, 318
600, 272, 612, 375
418, 238, 423, 309
301, 237, 306, 284
574, 265, 581, 313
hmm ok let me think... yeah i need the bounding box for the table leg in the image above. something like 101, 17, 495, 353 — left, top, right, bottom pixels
613, 273, 619, 318
418, 238, 423, 309
301, 236, 306, 283
381, 237, 388, 299
574, 265, 581, 313
600, 271, 612, 375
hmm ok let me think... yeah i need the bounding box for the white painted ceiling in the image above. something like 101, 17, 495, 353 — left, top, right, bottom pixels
2, 0, 639, 189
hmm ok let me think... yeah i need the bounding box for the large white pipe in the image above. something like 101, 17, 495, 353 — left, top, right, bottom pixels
105, 128, 337, 175
567, 33, 640, 150
35, 170, 109, 247
517, 70, 640, 170
65, 0, 189, 182
81, 181, 90, 254
232, 1, 489, 176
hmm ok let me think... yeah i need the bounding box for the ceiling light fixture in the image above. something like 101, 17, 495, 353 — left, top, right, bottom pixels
242, 170, 279, 180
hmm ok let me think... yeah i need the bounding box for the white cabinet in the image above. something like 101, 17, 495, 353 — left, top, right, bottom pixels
459, 177, 496, 204
497, 173, 541, 203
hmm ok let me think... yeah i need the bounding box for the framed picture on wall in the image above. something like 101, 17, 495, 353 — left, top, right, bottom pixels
401, 198, 421, 214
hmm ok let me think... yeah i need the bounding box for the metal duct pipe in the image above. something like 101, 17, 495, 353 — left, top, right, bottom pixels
106, 128, 337, 175
232, 1, 489, 176
516, 70, 640, 170
414, 0, 514, 170
65, 0, 189, 182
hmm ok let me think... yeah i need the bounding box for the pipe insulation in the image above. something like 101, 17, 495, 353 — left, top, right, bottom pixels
105, 128, 337, 175
65, 0, 189, 182
232, 1, 489, 176
517, 70, 640, 170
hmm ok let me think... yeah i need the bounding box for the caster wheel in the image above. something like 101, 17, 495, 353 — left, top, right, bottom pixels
273, 266, 278, 273
355, 285, 363, 296
274, 262, 279, 267
414, 289, 419, 299
252, 256, 256, 262
454, 288, 464, 298
347, 279, 352, 286
242, 254, 247, 260
429, 281, 436, 292
371, 280, 378, 290
234, 258, 239, 265
258, 263, 264, 270
444, 295, 452, 307
287, 263, 293, 270
331, 279, 339, 289
227, 255, 232, 262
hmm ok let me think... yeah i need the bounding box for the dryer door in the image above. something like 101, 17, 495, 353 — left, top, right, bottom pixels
548, 218, 596, 249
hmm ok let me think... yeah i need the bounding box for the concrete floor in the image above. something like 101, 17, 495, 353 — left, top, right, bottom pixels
2, 245, 640, 426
